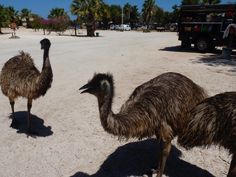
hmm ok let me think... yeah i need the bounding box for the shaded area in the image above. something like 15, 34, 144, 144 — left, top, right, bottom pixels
0, 32, 12, 35
159, 45, 223, 54
9, 111, 53, 137
160, 45, 236, 73
57, 33, 103, 38
71, 139, 214, 177
193, 54, 236, 67
193, 54, 236, 74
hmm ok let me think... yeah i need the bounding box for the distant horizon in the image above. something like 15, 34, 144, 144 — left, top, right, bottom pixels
0, 0, 234, 20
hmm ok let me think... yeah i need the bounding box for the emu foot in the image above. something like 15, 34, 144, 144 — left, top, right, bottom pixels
26, 128, 38, 138
10, 119, 19, 129
151, 169, 162, 177
143, 169, 162, 177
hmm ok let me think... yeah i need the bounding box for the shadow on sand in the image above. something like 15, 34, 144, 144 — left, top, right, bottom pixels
57, 33, 103, 38
159, 45, 224, 54
70, 139, 214, 177
192, 54, 236, 74
193, 54, 236, 67
160, 45, 236, 73
9, 111, 53, 137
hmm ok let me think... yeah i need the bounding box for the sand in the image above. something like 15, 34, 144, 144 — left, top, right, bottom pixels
0, 27, 235, 177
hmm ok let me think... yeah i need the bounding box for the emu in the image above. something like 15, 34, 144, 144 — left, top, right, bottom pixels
178, 92, 236, 177
0, 38, 53, 133
79, 72, 207, 177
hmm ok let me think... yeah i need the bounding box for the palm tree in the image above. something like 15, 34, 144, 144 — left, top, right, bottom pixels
20, 8, 31, 27
153, 5, 165, 26
6, 6, 18, 21
181, 0, 200, 5
0, 5, 10, 34
110, 5, 122, 25
142, 0, 155, 29
181, 0, 221, 4
71, 0, 103, 36
48, 8, 70, 34
48, 8, 67, 18
130, 5, 140, 29
99, 3, 111, 29
123, 3, 132, 24
202, 0, 221, 4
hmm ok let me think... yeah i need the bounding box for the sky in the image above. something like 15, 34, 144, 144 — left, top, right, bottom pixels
0, 0, 235, 19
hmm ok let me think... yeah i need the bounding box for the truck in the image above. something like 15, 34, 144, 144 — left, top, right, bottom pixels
178, 4, 236, 52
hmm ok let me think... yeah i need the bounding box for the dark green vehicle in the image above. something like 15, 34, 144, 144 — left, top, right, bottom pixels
178, 4, 236, 52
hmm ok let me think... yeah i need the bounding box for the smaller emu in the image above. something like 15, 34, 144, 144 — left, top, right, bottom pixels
80, 72, 207, 177
178, 92, 236, 177
0, 38, 53, 133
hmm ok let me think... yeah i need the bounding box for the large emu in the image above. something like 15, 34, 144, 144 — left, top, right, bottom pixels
0, 38, 53, 133
178, 92, 236, 177
79, 72, 207, 177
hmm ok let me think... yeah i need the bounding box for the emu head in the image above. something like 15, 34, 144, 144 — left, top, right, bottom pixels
80, 73, 114, 98
40, 38, 51, 50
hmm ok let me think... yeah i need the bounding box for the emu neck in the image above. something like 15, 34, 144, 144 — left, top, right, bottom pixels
42, 48, 51, 70
36, 47, 53, 97
97, 86, 136, 138
98, 92, 113, 130
97, 83, 123, 135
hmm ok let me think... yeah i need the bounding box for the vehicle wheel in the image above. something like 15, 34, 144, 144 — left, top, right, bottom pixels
195, 38, 209, 52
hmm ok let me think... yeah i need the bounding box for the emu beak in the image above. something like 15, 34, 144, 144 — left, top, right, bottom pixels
79, 83, 91, 94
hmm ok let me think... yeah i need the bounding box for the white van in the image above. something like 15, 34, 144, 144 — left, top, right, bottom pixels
119, 24, 131, 31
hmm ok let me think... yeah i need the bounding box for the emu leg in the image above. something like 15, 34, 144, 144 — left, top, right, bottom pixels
156, 140, 171, 177
227, 154, 236, 177
27, 99, 33, 133
9, 99, 18, 128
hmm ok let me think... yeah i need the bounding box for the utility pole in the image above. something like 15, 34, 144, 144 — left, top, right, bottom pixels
122, 6, 124, 25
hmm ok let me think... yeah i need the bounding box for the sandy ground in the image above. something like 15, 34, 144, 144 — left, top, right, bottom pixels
0, 28, 236, 177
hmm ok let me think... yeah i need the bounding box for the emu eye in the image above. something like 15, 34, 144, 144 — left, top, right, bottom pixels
100, 80, 110, 91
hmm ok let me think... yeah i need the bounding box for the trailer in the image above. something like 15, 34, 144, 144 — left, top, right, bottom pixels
178, 4, 236, 52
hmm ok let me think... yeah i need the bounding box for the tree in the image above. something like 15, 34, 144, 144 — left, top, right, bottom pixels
0, 5, 10, 33
181, 0, 200, 5
48, 8, 67, 18
99, 3, 111, 29
129, 5, 140, 29
170, 5, 180, 23
48, 8, 70, 34
153, 5, 165, 26
109, 5, 122, 25
20, 8, 32, 27
181, 0, 221, 5
142, 0, 155, 29
30, 14, 43, 31
6, 6, 18, 22
71, 0, 103, 36
202, 0, 221, 4
123, 3, 132, 24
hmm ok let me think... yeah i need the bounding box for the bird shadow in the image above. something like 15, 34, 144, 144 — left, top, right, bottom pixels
9, 111, 53, 137
70, 139, 214, 177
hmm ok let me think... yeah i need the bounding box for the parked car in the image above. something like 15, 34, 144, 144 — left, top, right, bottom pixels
119, 24, 131, 31
110, 24, 120, 30
169, 23, 178, 32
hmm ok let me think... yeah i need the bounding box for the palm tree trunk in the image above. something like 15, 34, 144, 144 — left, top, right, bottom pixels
86, 11, 95, 37
86, 24, 95, 36
74, 25, 77, 36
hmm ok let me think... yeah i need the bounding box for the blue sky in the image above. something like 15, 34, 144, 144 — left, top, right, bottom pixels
0, 0, 234, 19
